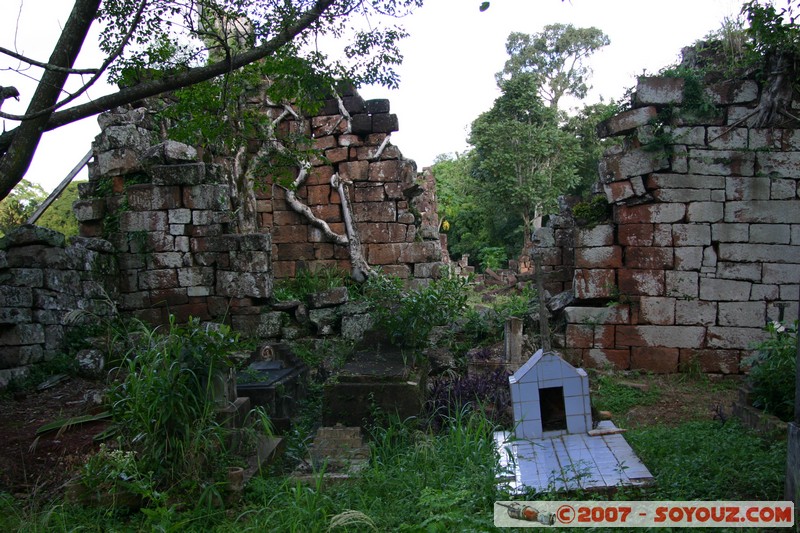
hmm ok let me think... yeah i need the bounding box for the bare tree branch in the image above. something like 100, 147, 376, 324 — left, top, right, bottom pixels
0, 0, 147, 123
0, 0, 101, 201
0, 0, 338, 201
0, 46, 100, 75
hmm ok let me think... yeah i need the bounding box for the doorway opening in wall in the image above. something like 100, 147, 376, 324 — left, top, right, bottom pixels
539, 386, 567, 432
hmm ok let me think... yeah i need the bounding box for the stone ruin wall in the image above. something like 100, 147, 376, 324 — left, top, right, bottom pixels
534, 75, 800, 374
0, 87, 447, 386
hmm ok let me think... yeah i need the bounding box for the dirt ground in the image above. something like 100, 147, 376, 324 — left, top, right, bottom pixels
0, 371, 743, 501
598, 371, 743, 429
0, 377, 109, 500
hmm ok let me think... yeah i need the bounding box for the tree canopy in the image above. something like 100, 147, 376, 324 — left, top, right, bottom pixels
497, 23, 609, 109
0, 0, 423, 201
469, 73, 581, 247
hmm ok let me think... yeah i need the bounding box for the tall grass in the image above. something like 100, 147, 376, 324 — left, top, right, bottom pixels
237, 409, 502, 531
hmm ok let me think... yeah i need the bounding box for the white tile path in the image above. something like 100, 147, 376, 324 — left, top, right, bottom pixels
495, 421, 654, 493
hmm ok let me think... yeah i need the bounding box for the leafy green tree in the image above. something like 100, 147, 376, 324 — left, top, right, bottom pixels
566, 100, 623, 196
497, 24, 609, 110
0, 179, 46, 237
468, 73, 581, 248
0, 0, 423, 201
433, 153, 488, 265
37, 181, 81, 238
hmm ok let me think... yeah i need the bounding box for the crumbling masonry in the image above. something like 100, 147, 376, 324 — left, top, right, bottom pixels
534, 75, 800, 374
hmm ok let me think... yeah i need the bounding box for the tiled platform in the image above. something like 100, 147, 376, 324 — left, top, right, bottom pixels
495, 421, 654, 493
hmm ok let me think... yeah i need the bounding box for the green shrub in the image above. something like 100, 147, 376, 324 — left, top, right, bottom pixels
571, 194, 611, 227
744, 321, 797, 421
462, 284, 536, 346
627, 420, 786, 500
364, 270, 470, 349
272, 265, 352, 302
106, 316, 242, 487
477, 246, 506, 271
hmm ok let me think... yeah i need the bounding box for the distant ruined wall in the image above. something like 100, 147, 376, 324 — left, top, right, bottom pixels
0, 227, 118, 387
0, 84, 448, 385
535, 75, 800, 374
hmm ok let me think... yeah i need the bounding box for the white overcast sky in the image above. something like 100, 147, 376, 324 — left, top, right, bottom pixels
2, 0, 744, 193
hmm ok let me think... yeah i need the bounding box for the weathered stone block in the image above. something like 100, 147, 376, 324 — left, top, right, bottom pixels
96, 148, 141, 176
272, 224, 308, 244
679, 349, 740, 374
757, 151, 800, 178
149, 163, 208, 185
631, 346, 679, 373
368, 160, 400, 182
0, 225, 66, 249
182, 184, 230, 210
716, 261, 762, 281
575, 246, 622, 268
574, 226, 614, 247
719, 243, 800, 263
0, 323, 45, 346
706, 80, 758, 105
686, 202, 724, 222
616, 325, 705, 348
699, 277, 751, 301
646, 173, 725, 190
146, 252, 184, 269
618, 269, 665, 296
309, 307, 340, 335
339, 160, 369, 182
718, 301, 766, 327
771, 179, 797, 200
711, 223, 748, 242
120, 211, 168, 232
564, 305, 630, 325
276, 243, 315, 261
665, 270, 699, 299
137, 269, 177, 290
625, 247, 674, 269
308, 287, 349, 309
72, 199, 106, 222
372, 113, 399, 133
638, 297, 676, 325
583, 348, 630, 370
398, 241, 441, 263
672, 224, 711, 246
352, 201, 396, 223
762, 263, 800, 284
688, 149, 755, 176
413, 261, 447, 278
616, 203, 686, 224
653, 188, 710, 202
675, 300, 717, 326
618, 224, 653, 246
0, 308, 32, 324
0, 286, 33, 307
572, 269, 616, 299
600, 147, 669, 183
726, 176, 771, 201
706, 326, 768, 349
596, 106, 658, 137
43, 270, 81, 294
126, 184, 182, 211
353, 183, 385, 202
635, 77, 685, 105
726, 200, 800, 223
751, 284, 780, 301
216, 271, 272, 298
229, 250, 270, 272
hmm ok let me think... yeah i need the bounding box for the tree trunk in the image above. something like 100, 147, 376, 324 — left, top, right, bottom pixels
0, 0, 337, 200
754, 52, 795, 128
0, 0, 101, 200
